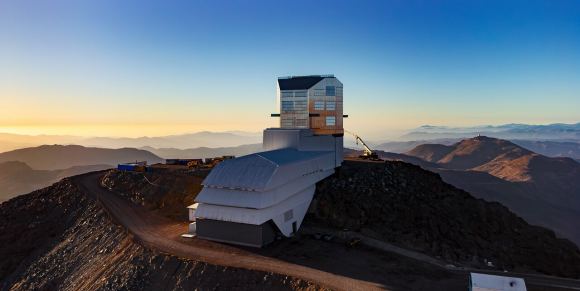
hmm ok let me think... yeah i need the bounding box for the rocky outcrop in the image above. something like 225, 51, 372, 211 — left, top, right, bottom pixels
100, 170, 204, 220
0, 178, 325, 291
312, 160, 580, 278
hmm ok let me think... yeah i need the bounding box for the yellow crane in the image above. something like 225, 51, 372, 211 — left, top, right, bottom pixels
345, 130, 381, 161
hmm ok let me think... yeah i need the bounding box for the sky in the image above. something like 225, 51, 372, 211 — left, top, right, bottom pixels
1, 0, 579, 139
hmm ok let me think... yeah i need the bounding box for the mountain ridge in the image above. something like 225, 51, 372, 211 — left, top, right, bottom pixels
0, 145, 163, 170
379, 136, 580, 245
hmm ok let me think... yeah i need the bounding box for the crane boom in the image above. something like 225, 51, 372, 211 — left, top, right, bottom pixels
345, 130, 381, 160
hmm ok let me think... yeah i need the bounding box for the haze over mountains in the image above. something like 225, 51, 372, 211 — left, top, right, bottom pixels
373, 123, 580, 161
401, 123, 580, 141
381, 136, 580, 246
0, 131, 262, 153
0, 145, 163, 170
0, 145, 164, 202
142, 144, 263, 159
0, 161, 110, 202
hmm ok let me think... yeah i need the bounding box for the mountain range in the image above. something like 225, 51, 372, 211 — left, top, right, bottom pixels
0, 131, 262, 153
380, 136, 580, 245
0, 145, 163, 170
401, 122, 580, 141
0, 161, 110, 202
0, 145, 164, 202
375, 138, 580, 161
141, 144, 263, 159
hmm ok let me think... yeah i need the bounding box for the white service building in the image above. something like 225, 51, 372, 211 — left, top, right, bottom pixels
469, 273, 527, 291
188, 75, 344, 247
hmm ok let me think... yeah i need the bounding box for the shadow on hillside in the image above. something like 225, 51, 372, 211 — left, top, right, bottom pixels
245, 223, 467, 291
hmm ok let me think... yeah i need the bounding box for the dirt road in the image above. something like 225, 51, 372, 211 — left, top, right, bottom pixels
73, 172, 384, 291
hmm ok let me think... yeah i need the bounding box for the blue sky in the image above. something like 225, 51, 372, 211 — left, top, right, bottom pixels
1, 0, 579, 138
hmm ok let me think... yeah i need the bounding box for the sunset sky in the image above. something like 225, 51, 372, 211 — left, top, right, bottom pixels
1, 0, 579, 139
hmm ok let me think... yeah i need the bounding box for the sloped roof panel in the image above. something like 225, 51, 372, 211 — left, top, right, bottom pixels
278, 76, 324, 90
202, 153, 276, 191
202, 148, 333, 191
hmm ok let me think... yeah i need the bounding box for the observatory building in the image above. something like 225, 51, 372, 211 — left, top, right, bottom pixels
189, 75, 344, 247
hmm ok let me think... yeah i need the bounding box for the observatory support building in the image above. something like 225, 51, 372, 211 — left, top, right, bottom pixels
190, 75, 344, 247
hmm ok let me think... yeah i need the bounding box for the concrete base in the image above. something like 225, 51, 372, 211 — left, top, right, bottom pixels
196, 219, 278, 248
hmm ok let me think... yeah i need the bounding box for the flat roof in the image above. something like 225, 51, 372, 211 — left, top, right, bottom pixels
470, 273, 526, 291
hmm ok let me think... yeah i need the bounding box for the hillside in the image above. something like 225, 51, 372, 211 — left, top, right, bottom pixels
512, 140, 580, 160
0, 161, 110, 202
0, 145, 163, 170
2, 160, 580, 290
382, 136, 580, 245
312, 160, 580, 278
0, 178, 326, 291
103, 160, 580, 278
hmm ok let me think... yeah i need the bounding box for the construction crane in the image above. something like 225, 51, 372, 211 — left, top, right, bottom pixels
345, 130, 382, 161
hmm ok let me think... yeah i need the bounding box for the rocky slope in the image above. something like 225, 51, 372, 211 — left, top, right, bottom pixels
386, 136, 580, 245
0, 178, 326, 291
311, 160, 580, 278
100, 170, 204, 220
103, 160, 580, 279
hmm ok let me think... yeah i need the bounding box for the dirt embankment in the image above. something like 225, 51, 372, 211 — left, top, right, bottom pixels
311, 160, 580, 279
101, 170, 204, 220
0, 178, 326, 291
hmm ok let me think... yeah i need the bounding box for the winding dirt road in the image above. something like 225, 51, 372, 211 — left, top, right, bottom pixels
73, 172, 384, 291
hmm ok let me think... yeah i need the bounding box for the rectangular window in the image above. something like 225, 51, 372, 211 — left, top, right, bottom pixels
294, 100, 307, 111
326, 101, 336, 110
326, 86, 335, 96
281, 91, 293, 98
281, 101, 294, 111
295, 119, 307, 127
294, 91, 307, 97
314, 101, 324, 110
281, 119, 294, 127
326, 116, 336, 126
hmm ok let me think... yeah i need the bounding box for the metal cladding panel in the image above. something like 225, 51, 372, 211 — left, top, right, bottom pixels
263, 129, 302, 151
201, 148, 333, 192
196, 219, 276, 248
196, 168, 334, 209
202, 153, 276, 191
195, 185, 314, 225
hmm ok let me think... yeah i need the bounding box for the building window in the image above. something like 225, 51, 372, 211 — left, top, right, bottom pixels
294, 91, 307, 97
281, 91, 293, 98
295, 118, 307, 127
314, 89, 325, 96
281, 101, 294, 111
294, 100, 307, 111
326, 101, 336, 110
314, 101, 324, 110
326, 86, 335, 96
326, 116, 336, 126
